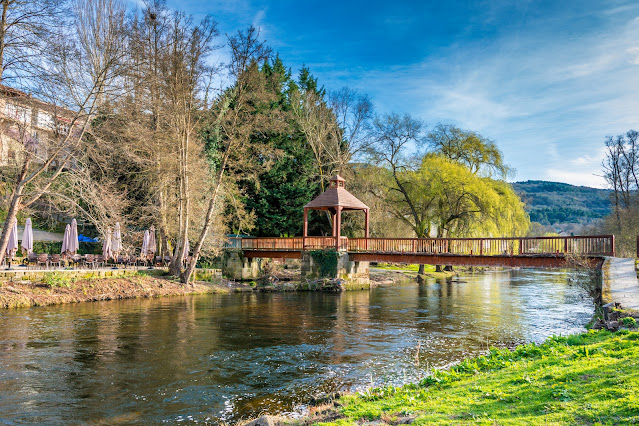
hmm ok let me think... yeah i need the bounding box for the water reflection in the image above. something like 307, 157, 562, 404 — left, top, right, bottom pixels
0, 269, 595, 423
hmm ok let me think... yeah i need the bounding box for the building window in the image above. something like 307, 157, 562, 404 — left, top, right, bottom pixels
37, 111, 54, 129
5, 102, 31, 124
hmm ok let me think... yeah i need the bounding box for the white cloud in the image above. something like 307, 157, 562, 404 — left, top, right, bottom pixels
336, 9, 639, 187
252, 9, 267, 32
544, 169, 606, 188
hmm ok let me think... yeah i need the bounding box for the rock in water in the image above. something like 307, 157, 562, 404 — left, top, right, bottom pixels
245, 415, 277, 426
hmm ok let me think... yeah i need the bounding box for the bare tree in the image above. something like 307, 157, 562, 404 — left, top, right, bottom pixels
602, 130, 639, 255
178, 26, 278, 284
0, 0, 67, 85
328, 87, 373, 167
163, 12, 219, 277
291, 89, 339, 189
0, 0, 126, 264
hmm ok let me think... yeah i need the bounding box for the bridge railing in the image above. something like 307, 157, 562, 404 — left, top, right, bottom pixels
347, 235, 615, 257
226, 236, 348, 251
229, 235, 614, 257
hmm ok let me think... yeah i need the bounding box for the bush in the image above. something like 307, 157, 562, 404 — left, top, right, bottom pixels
310, 249, 339, 277
42, 272, 75, 288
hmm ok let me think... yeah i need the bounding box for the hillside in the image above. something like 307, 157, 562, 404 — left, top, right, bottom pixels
511, 180, 611, 232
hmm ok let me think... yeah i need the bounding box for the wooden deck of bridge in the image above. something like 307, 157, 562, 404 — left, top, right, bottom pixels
226, 235, 614, 268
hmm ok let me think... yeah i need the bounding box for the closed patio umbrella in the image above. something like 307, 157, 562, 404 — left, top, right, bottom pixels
61, 224, 71, 256
112, 222, 122, 258
147, 227, 157, 269
5, 219, 18, 269
69, 219, 79, 256
102, 228, 112, 261
141, 230, 149, 256
148, 226, 156, 255
21, 218, 33, 256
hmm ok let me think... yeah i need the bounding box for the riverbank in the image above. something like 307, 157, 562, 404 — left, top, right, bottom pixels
251, 329, 639, 425
0, 273, 236, 308
0, 265, 418, 309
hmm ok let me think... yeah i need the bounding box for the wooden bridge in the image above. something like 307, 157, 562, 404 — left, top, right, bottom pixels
226, 235, 615, 268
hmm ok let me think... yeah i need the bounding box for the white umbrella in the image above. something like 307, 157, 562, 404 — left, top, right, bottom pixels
148, 226, 156, 255
6, 220, 18, 257
102, 228, 112, 260
5, 219, 18, 269
111, 222, 122, 255
141, 230, 149, 256
69, 218, 79, 255
21, 218, 33, 256
61, 224, 71, 255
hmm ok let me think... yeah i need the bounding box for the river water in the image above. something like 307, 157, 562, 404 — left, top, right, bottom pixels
0, 269, 596, 423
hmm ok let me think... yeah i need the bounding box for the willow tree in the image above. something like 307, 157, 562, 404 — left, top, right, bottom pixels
416, 154, 529, 238
368, 113, 529, 273
427, 123, 512, 178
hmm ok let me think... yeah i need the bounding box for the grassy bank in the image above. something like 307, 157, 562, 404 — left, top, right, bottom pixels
372, 263, 457, 280
294, 329, 639, 425
0, 273, 234, 308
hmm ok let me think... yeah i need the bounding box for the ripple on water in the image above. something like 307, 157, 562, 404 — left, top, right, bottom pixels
0, 269, 596, 423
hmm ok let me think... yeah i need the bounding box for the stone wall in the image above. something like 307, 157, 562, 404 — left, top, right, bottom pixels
0, 268, 165, 282
222, 250, 260, 280
301, 251, 369, 289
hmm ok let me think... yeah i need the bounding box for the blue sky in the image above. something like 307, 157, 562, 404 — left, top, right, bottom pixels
133, 0, 639, 188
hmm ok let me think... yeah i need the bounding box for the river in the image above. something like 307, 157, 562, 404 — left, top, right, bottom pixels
0, 268, 596, 423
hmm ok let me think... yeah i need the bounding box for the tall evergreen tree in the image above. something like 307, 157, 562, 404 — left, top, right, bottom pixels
238, 57, 325, 237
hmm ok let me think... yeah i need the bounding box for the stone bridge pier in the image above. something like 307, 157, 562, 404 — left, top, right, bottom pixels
301, 251, 370, 290
222, 251, 260, 281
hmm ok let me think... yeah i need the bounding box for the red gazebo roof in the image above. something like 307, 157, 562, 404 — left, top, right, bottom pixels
304, 175, 368, 211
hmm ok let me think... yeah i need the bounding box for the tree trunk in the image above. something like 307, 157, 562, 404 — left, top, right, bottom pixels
0, 157, 30, 263
0, 190, 21, 264
181, 171, 225, 285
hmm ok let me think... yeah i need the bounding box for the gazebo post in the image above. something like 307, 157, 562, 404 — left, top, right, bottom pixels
303, 208, 308, 249
335, 206, 342, 250
364, 208, 369, 250
331, 210, 336, 237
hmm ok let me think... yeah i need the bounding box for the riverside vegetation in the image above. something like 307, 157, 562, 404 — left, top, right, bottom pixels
268, 329, 639, 425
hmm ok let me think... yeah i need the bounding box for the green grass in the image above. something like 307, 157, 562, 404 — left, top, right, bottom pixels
312, 330, 639, 425
372, 263, 425, 272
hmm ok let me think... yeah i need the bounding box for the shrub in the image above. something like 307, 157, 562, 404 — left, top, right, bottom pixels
42, 272, 75, 288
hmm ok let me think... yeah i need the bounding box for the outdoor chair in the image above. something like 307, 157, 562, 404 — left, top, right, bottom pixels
72, 254, 84, 268
85, 254, 95, 269
27, 252, 38, 269
117, 255, 126, 268
126, 255, 138, 268
95, 255, 105, 268
49, 254, 62, 268
36, 254, 49, 269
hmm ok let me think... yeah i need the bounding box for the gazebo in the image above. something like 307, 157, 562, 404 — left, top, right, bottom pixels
303, 175, 369, 250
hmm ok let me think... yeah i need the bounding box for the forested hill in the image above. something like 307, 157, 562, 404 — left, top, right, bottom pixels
511, 180, 612, 229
